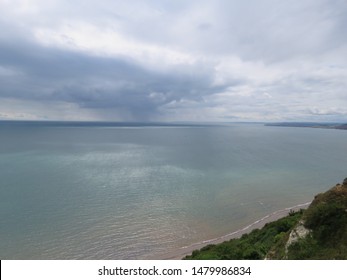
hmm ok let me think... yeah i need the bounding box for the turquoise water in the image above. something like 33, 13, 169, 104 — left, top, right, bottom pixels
0, 122, 346, 259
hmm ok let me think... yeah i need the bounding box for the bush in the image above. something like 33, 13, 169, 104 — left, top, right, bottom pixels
305, 202, 347, 244
184, 211, 303, 260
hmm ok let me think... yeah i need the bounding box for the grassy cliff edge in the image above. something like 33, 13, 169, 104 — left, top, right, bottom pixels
184, 178, 347, 260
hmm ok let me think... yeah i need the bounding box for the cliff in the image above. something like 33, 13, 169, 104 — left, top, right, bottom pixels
184, 178, 347, 260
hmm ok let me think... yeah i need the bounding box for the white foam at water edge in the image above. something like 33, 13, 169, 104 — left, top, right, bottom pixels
181, 201, 312, 249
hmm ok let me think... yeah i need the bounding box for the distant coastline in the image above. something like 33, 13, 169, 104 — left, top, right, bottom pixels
265, 122, 347, 130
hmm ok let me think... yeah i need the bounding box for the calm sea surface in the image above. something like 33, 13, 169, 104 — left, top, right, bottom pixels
0, 121, 346, 259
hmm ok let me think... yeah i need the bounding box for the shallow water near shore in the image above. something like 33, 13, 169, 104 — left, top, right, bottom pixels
0, 122, 346, 259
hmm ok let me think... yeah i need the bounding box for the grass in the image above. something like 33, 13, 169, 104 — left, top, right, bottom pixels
185, 179, 347, 260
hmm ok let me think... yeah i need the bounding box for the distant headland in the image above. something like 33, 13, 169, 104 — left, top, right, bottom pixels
265, 122, 347, 130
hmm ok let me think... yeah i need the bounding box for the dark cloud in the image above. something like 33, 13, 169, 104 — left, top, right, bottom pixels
0, 0, 346, 121
0, 33, 228, 120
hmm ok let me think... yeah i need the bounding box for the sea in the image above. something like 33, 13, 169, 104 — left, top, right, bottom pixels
0, 121, 346, 259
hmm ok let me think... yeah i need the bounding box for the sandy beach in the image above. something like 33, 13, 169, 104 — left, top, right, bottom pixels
152, 201, 311, 260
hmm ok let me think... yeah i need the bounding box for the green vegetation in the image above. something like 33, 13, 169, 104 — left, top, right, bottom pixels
184, 178, 347, 260
184, 210, 303, 260
286, 181, 347, 259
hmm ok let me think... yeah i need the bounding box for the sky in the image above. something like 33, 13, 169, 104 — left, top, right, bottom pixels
1, 0, 347, 122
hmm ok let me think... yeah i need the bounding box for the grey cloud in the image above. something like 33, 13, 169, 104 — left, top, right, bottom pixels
0, 0, 347, 121
307, 107, 347, 116
0, 34, 228, 120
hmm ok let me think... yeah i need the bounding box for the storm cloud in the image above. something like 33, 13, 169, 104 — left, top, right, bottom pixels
1, 0, 347, 121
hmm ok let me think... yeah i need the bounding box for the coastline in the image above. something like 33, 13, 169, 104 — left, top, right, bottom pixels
153, 201, 311, 260
265, 122, 347, 130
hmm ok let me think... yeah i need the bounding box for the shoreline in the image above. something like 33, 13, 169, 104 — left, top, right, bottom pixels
152, 201, 311, 260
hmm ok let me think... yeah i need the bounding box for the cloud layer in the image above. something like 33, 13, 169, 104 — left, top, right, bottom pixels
1, 0, 347, 122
